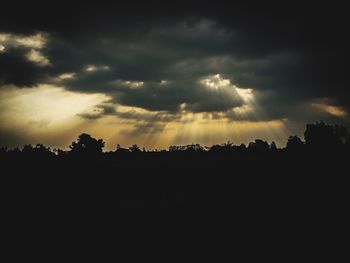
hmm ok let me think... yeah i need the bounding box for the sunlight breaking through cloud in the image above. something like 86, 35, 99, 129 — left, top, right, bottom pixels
200, 74, 231, 90
236, 87, 254, 102
84, 65, 111, 72
199, 74, 257, 117
0, 84, 109, 127
0, 32, 48, 49
0, 32, 50, 66
312, 102, 348, 118
58, 73, 76, 80
26, 49, 50, 66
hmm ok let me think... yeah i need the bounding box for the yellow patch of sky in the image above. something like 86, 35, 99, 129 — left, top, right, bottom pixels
160, 115, 288, 149
92, 109, 290, 150
0, 84, 108, 124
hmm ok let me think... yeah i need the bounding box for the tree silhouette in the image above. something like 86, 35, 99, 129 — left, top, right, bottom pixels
22, 144, 34, 154
129, 144, 141, 153
286, 136, 304, 151
209, 141, 236, 153
34, 144, 52, 154
270, 141, 277, 151
22, 144, 53, 157
304, 121, 349, 149
334, 125, 350, 145
169, 144, 204, 152
248, 139, 270, 153
69, 133, 105, 155
185, 143, 204, 152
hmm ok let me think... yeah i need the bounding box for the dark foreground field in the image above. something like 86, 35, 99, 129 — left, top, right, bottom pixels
2, 143, 349, 258
2, 149, 348, 210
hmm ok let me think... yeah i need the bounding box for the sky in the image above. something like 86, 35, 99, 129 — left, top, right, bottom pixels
0, 1, 349, 150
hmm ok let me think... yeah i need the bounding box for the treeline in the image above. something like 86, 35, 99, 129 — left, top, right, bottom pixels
1, 121, 349, 157
2, 121, 349, 208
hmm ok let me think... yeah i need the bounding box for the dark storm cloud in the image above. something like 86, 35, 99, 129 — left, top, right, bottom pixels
0, 47, 47, 87
1, 1, 349, 122
114, 80, 244, 113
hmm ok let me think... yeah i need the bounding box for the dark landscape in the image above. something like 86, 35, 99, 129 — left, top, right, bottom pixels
2, 121, 349, 208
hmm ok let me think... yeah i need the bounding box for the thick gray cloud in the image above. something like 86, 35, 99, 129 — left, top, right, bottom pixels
1, 1, 349, 126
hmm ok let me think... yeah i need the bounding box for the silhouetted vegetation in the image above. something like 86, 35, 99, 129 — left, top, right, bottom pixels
69, 133, 105, 155
304, 121, 350, 149
1, 121, 349, 208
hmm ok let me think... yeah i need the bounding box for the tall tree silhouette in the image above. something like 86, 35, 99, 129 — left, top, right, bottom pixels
248, 139, 270, 153
286, 136, 304, 151
69, 133, 105, 155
